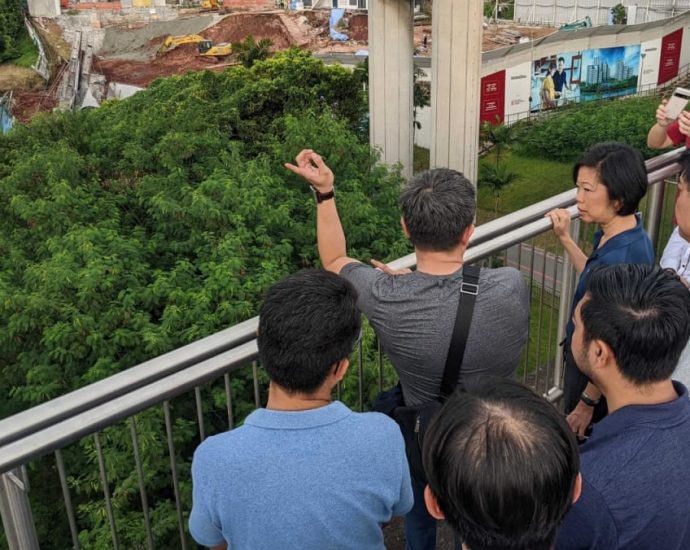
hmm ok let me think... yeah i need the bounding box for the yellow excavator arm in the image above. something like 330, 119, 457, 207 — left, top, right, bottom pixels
158, 34, 207, 56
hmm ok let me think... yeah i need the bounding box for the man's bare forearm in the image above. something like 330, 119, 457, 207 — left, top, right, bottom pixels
316, 199, 348, 271
647, 123, 670, 148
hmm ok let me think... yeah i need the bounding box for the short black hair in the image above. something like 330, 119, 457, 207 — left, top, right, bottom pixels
580, 264, 690, 384
677, 149, 690, 189
573, 142, 648, 215
558, 56, 565, 63
399, 168, 476, 251
423, 378, 579, 550
549, 62, 556, 70
257, 270, 361, 394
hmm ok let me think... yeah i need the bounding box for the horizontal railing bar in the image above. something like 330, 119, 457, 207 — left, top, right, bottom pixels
389, 148, 684, 272
466, 206, 580, 264
0, 318, 259, 448
645, 146, 685, 172
0, 341, 258, 474
1, 147, 684, 458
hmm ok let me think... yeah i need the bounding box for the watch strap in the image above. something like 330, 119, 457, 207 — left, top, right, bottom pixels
311, 186, 335, 204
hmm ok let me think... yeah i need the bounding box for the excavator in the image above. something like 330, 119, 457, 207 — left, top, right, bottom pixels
157, 35, 233, 59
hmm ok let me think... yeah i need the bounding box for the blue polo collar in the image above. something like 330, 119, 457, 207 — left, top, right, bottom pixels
591, 214, 644, 259
244, 400, 352, 430
587, 382, 690, 443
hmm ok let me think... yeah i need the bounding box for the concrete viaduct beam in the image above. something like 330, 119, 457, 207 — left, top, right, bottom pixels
430, 0, 483, 183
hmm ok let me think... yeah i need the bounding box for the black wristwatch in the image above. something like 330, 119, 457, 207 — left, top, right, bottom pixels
310, 185, 335, 204
580, 391, 600, 407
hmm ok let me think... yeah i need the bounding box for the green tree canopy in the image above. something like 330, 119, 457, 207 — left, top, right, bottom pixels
0, 0, 23, 62
0, 49, 409, 547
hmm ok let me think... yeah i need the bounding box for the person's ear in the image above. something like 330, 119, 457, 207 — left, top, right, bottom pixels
332, 358, 349, 383
591, 339, 612, 369
400, 217, 410, 239
424, 485, 445, 520
572, 473, 583, 504
459, 224, 475, 247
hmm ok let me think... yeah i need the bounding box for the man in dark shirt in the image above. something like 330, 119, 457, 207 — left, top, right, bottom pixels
424, 378, 581, 550
557, 264, 690, 549
553, 57, 570, 100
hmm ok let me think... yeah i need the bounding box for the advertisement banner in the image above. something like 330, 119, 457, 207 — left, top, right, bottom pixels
530, 52, 582, 112
504, 61, 532, 121
640, 39, 662, 92
659, 28, 683, 84
530, 45, 641, 113
480, 70, 506, 124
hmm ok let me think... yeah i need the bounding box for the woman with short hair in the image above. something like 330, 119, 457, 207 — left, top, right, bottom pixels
547, 142, 655, 439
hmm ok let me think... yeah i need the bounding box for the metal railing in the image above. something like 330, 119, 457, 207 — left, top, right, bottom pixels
0, 146, 684, 549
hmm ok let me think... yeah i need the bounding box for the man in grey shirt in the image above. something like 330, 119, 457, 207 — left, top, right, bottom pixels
286, 149, 529, 550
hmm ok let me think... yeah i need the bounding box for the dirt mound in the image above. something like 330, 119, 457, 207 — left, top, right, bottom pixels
98, 15, 215, 61
0, 66, 45, 93
347, 13, 367, 42
94, 44, 236, 88
11, 91, 58, 124
201, 13, 294, 49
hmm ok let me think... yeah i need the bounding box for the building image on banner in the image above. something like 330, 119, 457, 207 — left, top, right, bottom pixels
529, 46, 641, 112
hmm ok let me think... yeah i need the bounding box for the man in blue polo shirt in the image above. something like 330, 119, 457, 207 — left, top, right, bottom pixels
189, 270, 413, 550
556, 264, 690, 549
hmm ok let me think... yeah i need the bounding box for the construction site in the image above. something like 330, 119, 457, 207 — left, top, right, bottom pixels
0, 2, 556, 126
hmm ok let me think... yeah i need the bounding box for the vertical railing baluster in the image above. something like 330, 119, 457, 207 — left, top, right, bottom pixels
252, 362, 261, 409
194, 386, 205, 442
358, 339, 364, 412
224, 373, 235, 430
55, 449, 81, 550
163, 401, 188, 550
544, 248, 560, 395
550, 219, 581, 401
0, 467, 39, 550
522, 239, 537, 382
377, 339, 383, 394
534, 240, 549, 392
644, 175, 666, 249
93, 432, 119, 550
129, 417, 154, 550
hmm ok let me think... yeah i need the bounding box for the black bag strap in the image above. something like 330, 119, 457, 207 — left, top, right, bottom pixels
439, 264, 480, 400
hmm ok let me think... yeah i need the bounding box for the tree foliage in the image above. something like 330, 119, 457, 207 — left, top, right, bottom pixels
513, 96, 661, 162
231, 34, 273, 68
0, 49, 409, 547
0, 0, 23, 62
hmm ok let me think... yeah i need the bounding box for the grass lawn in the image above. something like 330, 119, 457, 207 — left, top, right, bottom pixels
6, 30, 38, 69
477, 151, 573, 214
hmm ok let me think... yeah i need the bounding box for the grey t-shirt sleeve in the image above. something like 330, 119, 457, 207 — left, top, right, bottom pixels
339, 262, 385, 319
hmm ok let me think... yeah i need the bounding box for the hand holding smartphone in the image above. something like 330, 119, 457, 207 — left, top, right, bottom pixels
665, 87, 690, 120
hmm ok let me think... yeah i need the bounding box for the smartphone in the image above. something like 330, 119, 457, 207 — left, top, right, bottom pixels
665, 87, 690, 120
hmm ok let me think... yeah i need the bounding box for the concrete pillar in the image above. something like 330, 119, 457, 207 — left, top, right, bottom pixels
430, 0, 483, 183
368, 0, 414, 178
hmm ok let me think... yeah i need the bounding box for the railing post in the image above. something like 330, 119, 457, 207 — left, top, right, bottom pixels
644, 179, 667, 249
0, 468, 40, 549
547, 219, 581, 403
